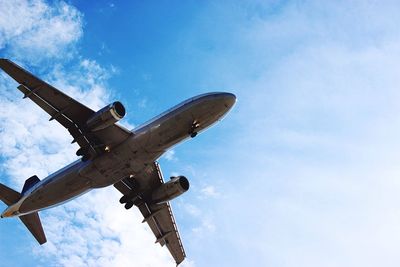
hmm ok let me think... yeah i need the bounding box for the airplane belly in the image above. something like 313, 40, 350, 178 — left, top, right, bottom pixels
19, 163, 93, 213
133, 98, 230, 154
88, 152, 134, 188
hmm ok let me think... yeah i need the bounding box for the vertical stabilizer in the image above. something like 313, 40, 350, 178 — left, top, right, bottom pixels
21, 175, 40, 195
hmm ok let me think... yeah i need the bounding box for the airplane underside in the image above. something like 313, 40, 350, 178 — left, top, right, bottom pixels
0, 58, 236, 265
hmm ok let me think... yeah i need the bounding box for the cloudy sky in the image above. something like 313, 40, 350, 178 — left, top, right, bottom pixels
2, 0, 400, 266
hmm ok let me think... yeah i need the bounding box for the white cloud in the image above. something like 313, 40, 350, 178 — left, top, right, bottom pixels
191, 217, 215, 235
31, 189, 173, 267
163, 149, 177, 161
138, 98, 148, 108
7, 1, 400, 267
181, 202, 216, 241
184, 203, 201, 217
0, 0, 83, 63
0, 2, 181, 266
200, 185, 219, 198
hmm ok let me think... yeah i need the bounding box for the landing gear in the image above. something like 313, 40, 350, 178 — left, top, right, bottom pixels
81, 154, 90, 162
124, 201, 134, 210
188, 120, 200, 138
120, 175, 139, 207
76, 148, 85, 156
120, 195, 129, 204
77, 147, 92, 162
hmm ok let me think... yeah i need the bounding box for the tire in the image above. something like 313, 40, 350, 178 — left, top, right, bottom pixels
125, 201, 134, 209
120, 195, 128, 204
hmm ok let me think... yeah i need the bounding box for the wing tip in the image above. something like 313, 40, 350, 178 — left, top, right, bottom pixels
176, 258, 185, 266
0, 58, 11, 68
39, 237, 47, 245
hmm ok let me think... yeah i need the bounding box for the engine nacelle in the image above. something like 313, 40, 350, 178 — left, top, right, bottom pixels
151, 176, 189, 204
86, 101, 126, 131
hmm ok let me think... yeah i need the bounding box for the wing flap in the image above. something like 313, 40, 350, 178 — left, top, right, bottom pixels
113, 162, 186, 265
138, 202, 186, 264
16, 83, 90, 149
17, 84, 76, 128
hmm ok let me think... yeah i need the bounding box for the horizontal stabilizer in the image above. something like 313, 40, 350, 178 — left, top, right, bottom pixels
19, 212, 47, 245
0, 182, 46, 244
21, 175, 40, 195
0, 183, 20, 206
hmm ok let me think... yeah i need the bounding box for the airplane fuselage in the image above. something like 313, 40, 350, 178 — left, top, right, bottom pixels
1, 92, 235, 217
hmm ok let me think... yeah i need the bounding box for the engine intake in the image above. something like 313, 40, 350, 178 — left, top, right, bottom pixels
86, 101, 126, 131
151, 176, 189, 204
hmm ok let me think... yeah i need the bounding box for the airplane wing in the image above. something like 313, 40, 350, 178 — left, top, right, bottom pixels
114, 162, 186, 265
0, 59, 131, 155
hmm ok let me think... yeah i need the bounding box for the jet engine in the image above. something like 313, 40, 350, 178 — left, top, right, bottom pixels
86, 101, 126, 131
151, 176, 189, 204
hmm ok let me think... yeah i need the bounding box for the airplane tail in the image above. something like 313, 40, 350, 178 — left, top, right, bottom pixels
0, 183, 20, 205
0, 182, 47, 244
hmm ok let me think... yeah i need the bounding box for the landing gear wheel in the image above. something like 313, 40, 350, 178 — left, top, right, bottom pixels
76, 148, 84, 156
125, 201, 134, 210
120, 195, 128, 204
189, 120, 200, 138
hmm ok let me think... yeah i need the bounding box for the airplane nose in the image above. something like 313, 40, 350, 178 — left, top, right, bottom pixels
221, 92, 236, 109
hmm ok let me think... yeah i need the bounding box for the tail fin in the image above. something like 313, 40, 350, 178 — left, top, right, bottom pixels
21, 175, 40, 195
0, 182, 47, 245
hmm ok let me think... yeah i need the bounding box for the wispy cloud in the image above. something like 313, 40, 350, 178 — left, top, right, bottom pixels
163, 149, 177, 161
4, 1, 400, 267
168, 1, 400, 266
32, 189, 173, 267
0, 0, 83, 63
200, 185, 219, 198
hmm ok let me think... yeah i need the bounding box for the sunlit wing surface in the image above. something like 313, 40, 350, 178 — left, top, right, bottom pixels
114, 162, 186, 265
0, 59, 131, 155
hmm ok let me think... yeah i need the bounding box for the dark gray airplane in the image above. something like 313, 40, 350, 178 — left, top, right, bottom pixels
0, 59, 235, 265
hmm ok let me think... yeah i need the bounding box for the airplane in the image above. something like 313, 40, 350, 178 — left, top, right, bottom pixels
0, 59, 236, 265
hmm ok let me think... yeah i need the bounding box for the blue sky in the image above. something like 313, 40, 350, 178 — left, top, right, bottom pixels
2, 0, 400, 266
